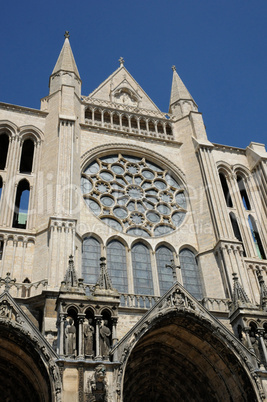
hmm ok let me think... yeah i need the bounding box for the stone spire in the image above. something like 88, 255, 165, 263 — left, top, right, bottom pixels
93, 257, 119, 297
60, 255, 85, 294
230, 273, 252, 311
51, 31, 80, 79
169, 66, 197, 117
257, 269, 267, 311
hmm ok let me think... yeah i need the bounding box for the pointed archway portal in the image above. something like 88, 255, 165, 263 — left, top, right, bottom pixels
0, 324, 52, 402
0, 290, 61, 402
114, 284, 263, 402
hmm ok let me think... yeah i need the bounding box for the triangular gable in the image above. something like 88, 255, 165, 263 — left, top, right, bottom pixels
112, 281, 256, 364
88, 66, 162, 113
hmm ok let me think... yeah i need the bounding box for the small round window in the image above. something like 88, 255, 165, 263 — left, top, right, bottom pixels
81, 154, 187, 237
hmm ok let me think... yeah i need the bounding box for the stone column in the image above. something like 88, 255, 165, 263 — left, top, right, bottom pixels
111, 317, 118, 361
95, 316, 102, 360
59, 313, 67, 355
257, 328, 267, 368
78, 314, 85, 357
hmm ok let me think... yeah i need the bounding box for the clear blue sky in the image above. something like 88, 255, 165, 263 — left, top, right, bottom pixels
1, 0, 266, 149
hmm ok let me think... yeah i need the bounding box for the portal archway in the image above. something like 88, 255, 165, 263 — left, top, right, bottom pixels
123, 313, 258, 402
0, 324, 52, 402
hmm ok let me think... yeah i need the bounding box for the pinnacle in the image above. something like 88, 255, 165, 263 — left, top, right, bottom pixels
169, 66, 196, 110
51, 32, 80, 79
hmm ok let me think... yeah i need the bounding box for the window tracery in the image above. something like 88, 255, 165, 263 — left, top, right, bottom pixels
81, 154, 187, 237
180, 248, 203, 300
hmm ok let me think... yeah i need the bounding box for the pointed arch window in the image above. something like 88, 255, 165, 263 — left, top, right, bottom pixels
179, 248, 203, 300
237, 175, 251, 210
156, 246, 175, 295
107, 240, 128, 293
219, 172, 233, 207
132, 243, 153, 295
230, 212, 246, 256
82, 237, 101, 284
0, 176, 2, 202
248, 215, 266, 259
0, 134, 9, 170
19, 139, 34, 174
13, 179, 30, 229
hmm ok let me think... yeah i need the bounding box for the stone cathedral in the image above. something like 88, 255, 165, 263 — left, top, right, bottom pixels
0, 32, 266, 401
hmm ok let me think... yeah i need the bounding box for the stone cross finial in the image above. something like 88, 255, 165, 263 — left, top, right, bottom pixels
172, 65, 176, 72
119, 57, 125, 67
64, 31, 70, 39
166, 259, 180, 280
0, 272, 16, 292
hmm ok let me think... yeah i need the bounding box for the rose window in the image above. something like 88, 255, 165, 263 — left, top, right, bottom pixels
81, 154, 187, 237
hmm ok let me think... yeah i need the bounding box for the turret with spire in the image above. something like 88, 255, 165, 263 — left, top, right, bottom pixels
169, 66, 198, 119
49, 31, 81, 99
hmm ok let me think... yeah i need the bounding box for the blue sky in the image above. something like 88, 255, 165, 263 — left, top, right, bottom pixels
1, 0, 266, 148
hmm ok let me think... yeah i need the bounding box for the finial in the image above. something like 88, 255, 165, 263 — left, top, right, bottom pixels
172, 65, 176, 72
0, 272, 16, 292
166, 259, 180, 281
119, 57, 125, 67
64, 31, 70, 39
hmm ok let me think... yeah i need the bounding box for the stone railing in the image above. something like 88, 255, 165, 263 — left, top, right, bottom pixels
81, 96, 171, 119
119, 293, 161, 309
0, 279, 48, 298
202, 297, 230, 313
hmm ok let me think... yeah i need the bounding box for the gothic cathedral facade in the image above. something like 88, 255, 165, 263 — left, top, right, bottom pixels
0, 33, 266, 401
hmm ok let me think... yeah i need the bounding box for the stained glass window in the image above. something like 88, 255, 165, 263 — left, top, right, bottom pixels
156, 246, 174, 295
132, 243, 153, 295
180, 249, 203, 300
82, 237, 101, 284
107, 240, 128, 293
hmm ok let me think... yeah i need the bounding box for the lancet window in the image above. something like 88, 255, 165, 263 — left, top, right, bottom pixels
237, 175, 251, 210
156, 245, 175, 295
179, 248, 203, 300
219, 172, 233, 208
107, 240, 128, 293
248, 215, 266, 259
132, 243, 154, 295
13, 179, 30, 229
19, 138, 34, 174
0, 133, 9, 170
82, 237, 101, 284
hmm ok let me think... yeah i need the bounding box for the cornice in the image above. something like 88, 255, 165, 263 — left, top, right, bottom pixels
0, 102, 48, 117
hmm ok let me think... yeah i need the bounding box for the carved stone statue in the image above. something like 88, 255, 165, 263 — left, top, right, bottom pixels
100, 320, 111, 358
87, 364, 107, 402
84, 318, 94, 356
65, 318, 76, 355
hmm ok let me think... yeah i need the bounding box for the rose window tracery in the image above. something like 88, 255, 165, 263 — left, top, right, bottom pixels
81, 154, 187, 237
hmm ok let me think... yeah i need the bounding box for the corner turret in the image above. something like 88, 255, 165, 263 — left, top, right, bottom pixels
49, 31, 81, 98
169, 66, 197, 119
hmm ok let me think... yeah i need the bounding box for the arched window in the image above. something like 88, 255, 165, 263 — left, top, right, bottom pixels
121, 115, 129, 127
248, 215, 266, 259
230, 212, 246, 256
113, 113, 120, 126
82, 237, 101, 284
85, 108, 92, 120
94, 109, 101, 122
166, 123, 172, 135
13, 179, 30, 229
156, 246, 174, 295
131, 117, 138, 129
103, 111, 111, 123
157, 123, 164, 134
132, 243, 153, 295
179, 249, 203, 300
237, 175, 251, 210
0, 134, 9, 170
19, 139, 34, 174
148, 121, 155, 132
139, 119, 146, 130
219, 172, 233, 207
0, 176, 2, 202
107, 240, 128, 293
